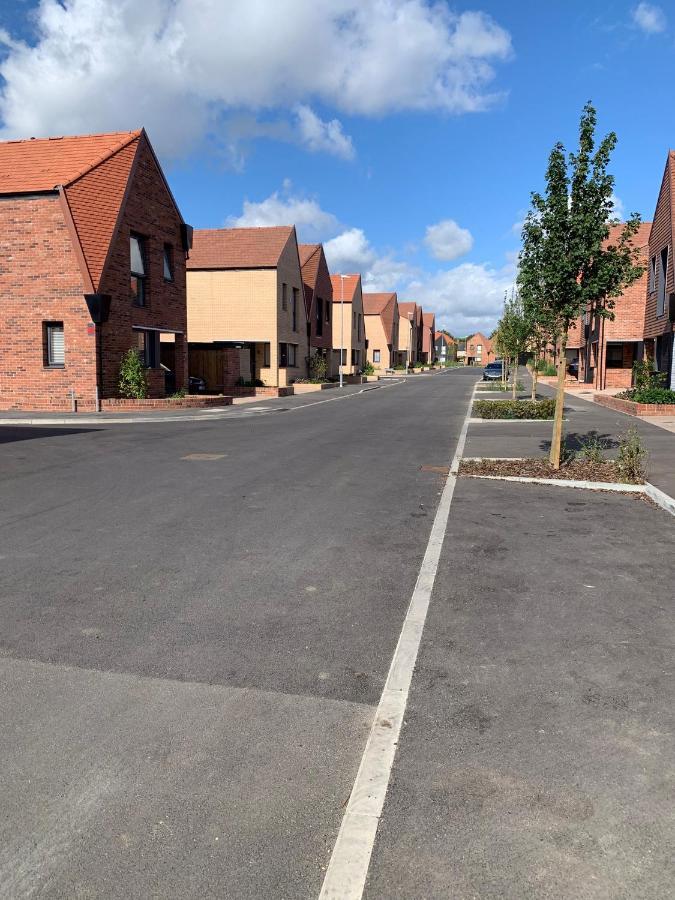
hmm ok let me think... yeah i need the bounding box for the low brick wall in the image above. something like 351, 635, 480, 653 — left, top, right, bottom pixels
593, 393, 675, 417
101, 395, 233, 411
291, 382, 339, 393
227, 386, 294, 398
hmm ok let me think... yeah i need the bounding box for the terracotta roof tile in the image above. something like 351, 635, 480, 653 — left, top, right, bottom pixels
187, 226, 294, 269
329, 274, 360, 302
398, 301, 418, 319
363, 292, 398, 343
0, 130, 141, 193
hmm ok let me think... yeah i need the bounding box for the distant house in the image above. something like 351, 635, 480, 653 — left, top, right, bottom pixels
421, 312, 436, 362
299, 243, 336, 378
415, 306, 424, 361
465, 332, 494, 366
0, 129, 190, 411
645, 151, 675, 387
329, 274, 367, 375
397, 302, 419, 366
363, 292, 400, 372
567, 222, 652, 389
186, 226, 309, 389
434, 332, 456, 364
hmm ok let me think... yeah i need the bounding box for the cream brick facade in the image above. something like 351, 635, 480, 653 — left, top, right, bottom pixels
330, 274, 367, 375
186, 230, 308, 386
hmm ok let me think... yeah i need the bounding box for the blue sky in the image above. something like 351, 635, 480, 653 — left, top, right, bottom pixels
1, 0, 673, 334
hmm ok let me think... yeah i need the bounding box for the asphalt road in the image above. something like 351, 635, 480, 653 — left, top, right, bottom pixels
0, 369, 477, 899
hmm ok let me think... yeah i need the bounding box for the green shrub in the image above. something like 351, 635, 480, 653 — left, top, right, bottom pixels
537, 361, 557, 376
308, 352, 328, 382
577, 431, 609, 463
413, 360, 424, 368
632, 358, 666, 392
478, 381, 525, 392
473, 398, 556, 419
170, 388, 187, 399
616, 425, 647, 483
623, 386, 675, 404
118, 349, 148, 399
362, 361, 375, 375
393, 364, 406, 370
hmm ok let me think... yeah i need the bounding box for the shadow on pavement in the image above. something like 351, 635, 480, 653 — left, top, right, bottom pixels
0, 426, 100, 444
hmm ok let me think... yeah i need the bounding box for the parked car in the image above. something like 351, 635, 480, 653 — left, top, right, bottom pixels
482, 361, 508, 381
567, 358, 579, 378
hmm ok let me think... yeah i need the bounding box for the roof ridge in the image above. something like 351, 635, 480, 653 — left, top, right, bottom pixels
62, 130, 142, 187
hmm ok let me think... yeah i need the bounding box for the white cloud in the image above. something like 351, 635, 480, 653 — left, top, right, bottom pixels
323, 228, 376, 272
424, 219, 473, 261
226, 180, 339, 241
632, 2, 667, 33
0, 0, 513, 157
609, 192, 625, 220
294, 105, 355, 160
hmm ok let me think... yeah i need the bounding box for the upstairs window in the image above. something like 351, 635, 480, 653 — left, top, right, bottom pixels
44, 322, 64, 367
163, 244, 174, 282
316, 297, 323, 336
325, 301, 331, 323
130, 234, 147, 306
373, 349, 381, 363
657, 246, 669, 317
292, 287, 299, 332
281, 283, 288, 311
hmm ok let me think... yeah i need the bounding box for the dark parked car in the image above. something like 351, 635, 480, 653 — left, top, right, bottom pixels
482, 361, 508, 381
161, 364, 206, 394
567, 358, 579, 378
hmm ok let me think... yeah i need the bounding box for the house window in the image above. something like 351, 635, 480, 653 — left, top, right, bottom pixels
44, 321, 64, 367
163, 244, 174, 282
657, 246, 669, 317
263, 343, 271, 367
351, 349, 356, 365
353, 311, 356, 329
281, 283, 288, 311
358, 315, 363, 340
279, 343, 297, 367
373, 349, 381, 363
136, 329, 158, 368
316, 297, 323, 336
649, 256, 656, 293
325, 301, 331, 323
130, 234, 147, 306
606, 344, 624, 368
292, 287, 299, 331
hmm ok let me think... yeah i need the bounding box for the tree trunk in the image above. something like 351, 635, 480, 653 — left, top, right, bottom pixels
531, 360, 538, 401
549, 334, 567, 469
512, 356, 517, 400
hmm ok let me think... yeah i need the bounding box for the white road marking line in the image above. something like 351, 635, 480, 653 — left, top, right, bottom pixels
318, 383, 475, 900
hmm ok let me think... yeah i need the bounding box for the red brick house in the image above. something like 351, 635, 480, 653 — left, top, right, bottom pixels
567, 222, 652, 389
299, 243, 336, 377
0, 129, 190, 411
421, 312, 436, 363
363, 292, 400, 372
645, 151, 675, 387
465, 332, 494, 365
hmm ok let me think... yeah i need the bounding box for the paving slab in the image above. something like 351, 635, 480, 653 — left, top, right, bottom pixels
365, 477, 675, 900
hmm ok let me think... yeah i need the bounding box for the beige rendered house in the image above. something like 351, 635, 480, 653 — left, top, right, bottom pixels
299, 243, 337, 378
186, 226, 308, 388
363, 292, 400, 372
329, 274, 367, 375
421, 312, 436, 363
397, 301, 419, 366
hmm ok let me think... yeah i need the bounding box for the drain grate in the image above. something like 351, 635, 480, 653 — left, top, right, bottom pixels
181, 453, 226, 460
420, 465, 449, 474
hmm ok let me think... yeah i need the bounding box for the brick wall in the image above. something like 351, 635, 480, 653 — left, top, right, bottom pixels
0, 195, 97, 410
645, 155, 674, 341
98, 136, 188, 398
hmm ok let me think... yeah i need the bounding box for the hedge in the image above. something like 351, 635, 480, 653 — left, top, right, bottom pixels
473, 398, 556, 419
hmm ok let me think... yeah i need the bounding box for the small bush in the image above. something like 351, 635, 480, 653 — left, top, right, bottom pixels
393, 364, 406, 370
616, 425, 647, 483
577, 431, 609, 464
308, 353, 328, 382
118, 349, 148, 399
478, 381, 524, 392
620, 386, 675, 404
538, 362, 557, 376
473, 398, 556, 419
170, 388, 187, 399
413, 360, 424, 368
362, 361, 375, 375
235, 377, 264, 388
632, 358, 665, 392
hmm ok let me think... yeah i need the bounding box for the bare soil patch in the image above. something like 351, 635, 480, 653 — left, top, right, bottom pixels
460, 457, 644, 484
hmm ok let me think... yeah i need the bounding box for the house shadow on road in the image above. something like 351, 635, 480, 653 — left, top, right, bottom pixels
539, 430, 620, 455
0, 426, 100, 444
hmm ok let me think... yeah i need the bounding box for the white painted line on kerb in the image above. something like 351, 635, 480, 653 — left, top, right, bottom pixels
318, 384, 475, 900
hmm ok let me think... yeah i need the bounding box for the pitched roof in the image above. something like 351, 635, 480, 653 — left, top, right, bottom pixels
398, 301, 418, 320
329, 274, 360, 302
298, 243, 321, 316
187, 226, 295, 270
606, 221, 652, 253
363, 292, 398, 343
0, 130, 141, 194
422, 312, 435, 326
435, 331, 454, 346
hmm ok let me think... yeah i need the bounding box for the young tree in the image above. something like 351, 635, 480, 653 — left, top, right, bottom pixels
494, 292, 533, 398
518, 102, 643, 468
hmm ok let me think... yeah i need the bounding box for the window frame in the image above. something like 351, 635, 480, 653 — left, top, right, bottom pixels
649, 256, 656, 293
281, 282, 288, 312
130, 233, 148, 307
163, 244, 174, 282
136, 329, 159, 368
605, 344, 625, 369
373, 349, 381, 363
316, 297, 323, 336
292, 287, 299, 332
657, 246, 669, 317
44, 321, 65, 368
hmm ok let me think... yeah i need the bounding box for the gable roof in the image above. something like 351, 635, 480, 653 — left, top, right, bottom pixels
329, 274, 360, 302
606, 221, 652, 252
0, 130, 141, 194
363, 292, 398, 343
435, 331, 454, 346
298, 243, 322, 317
187, 226, 294, 270
422, 312, 435, 327
398, 301, 418, 321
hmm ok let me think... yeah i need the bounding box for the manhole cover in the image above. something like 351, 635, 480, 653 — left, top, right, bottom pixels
181, 453, 226, 460
420, 465, 449, 474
